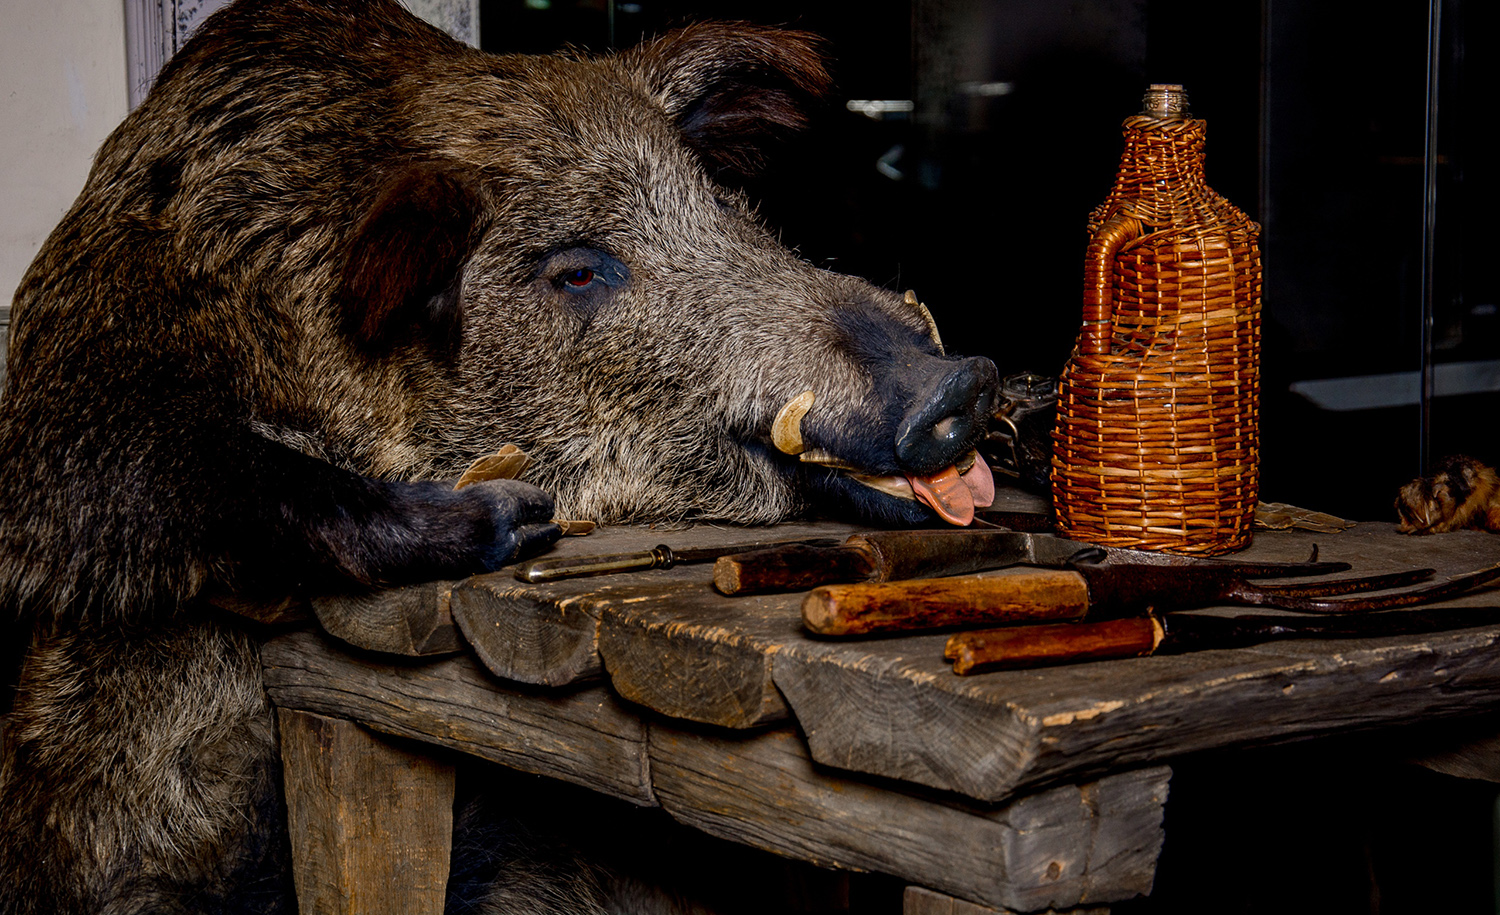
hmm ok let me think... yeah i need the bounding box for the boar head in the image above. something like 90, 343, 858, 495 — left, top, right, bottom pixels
351, 20, 1000, 526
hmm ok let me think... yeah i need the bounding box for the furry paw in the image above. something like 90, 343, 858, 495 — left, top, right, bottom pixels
1395, 455, 1500, 534
461, 478, 564, 570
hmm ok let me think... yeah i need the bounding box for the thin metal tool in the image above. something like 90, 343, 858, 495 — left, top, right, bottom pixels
515, 538, 842, 584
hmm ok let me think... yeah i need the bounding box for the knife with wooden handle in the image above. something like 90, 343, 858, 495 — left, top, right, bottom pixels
712, 529, 1091, 595
800, 562, 1452, 637
713, 528, 1353, 597
945, 605, 1500, 674
802, 569, 1094, 635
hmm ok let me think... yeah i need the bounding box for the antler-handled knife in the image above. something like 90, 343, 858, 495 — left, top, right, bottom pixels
945, 605, 1500, 674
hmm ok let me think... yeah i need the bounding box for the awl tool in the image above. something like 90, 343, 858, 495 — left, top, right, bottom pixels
514, 537, 841, 584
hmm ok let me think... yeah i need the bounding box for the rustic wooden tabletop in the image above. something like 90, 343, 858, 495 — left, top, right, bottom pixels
258, 498, 1500, 915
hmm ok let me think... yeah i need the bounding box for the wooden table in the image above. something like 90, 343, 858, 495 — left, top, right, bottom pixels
257, 511, 1500, 914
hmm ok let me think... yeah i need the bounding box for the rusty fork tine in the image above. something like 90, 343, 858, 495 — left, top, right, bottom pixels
1248, 568, 1436, 599
1234, 563, 1500, 613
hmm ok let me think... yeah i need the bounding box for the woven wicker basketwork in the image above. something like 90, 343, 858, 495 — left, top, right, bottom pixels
1051, 94, 1262, 555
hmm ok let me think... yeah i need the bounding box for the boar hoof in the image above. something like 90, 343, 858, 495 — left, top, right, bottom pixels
460, 479, 563, 570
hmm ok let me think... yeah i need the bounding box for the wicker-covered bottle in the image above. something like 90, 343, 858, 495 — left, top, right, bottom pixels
1051, 84, 1262, 554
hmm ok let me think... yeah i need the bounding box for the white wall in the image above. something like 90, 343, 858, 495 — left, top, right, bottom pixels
1, 0, 130, 308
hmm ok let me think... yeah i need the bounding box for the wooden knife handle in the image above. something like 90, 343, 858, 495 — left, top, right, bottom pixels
713, 544, 877, 596
946, 616, 1165, 674
801, 570, 1091, 636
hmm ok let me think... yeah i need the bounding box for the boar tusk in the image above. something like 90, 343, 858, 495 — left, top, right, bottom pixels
904, 289, 945, 355
849, 473, 916, 501
798, 448, 864, 472
772, 389, 815, 455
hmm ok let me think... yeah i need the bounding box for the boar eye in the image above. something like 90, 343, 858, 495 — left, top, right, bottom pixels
536, 246, 629, 324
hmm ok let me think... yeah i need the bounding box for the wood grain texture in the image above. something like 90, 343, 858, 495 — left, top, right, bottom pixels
802, 569, 1090, 636
597, 586, 806, 729
648, 724, 1167, 911
262, 629, 654, 804
449, 521, 863, 690
449, 573, 609, 686
712, 541, 876, 595
311, 580, 464, 657
947, 617, 1162, 673
278, 709, 454, 915
774, 622, 1500, 802
902, 885, 1110, 915
771, 524, 1500, 802
277, 521, 1500, 806
262, 629, 1163, 912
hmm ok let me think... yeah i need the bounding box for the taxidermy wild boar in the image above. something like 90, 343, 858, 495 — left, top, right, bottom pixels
0, 0, 998, 912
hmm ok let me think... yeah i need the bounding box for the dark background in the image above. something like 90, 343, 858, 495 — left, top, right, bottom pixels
479, 2, 1500, 913
480, 0, 1498, 525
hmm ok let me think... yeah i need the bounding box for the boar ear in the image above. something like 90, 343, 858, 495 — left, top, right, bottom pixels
625, 21, 833, 178
339, 161, 489, 357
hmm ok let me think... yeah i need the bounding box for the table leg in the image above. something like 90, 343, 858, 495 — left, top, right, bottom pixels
278, 708, 455, 915
902, 886, 1110, 915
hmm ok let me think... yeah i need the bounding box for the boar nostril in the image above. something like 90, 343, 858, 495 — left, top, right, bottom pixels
932, 415, 965, 444
895, 356, 999, 473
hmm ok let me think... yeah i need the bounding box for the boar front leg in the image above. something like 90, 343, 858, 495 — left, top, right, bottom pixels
206, 429, 561, 601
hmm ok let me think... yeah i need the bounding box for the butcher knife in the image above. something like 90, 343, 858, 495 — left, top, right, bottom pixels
798, 558, 1487, 637
712, 529, 1350, 596
945, 605, 1500, 674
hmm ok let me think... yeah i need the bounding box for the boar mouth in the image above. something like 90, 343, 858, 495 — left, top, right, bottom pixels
842, 451, 996, 526
773, 390, 996, 525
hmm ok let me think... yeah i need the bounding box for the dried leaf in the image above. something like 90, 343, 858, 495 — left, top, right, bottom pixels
454, 447, 596, 535
454, 444, 532, 490
1254, 501, 1355, 533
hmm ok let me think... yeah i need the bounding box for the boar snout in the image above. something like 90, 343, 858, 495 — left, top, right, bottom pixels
793, 347, 1001, 527
895, 356, 999, 476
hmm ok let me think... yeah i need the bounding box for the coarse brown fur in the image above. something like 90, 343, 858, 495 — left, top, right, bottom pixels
0, 1, 999, 913
1395, 455, 1500, 534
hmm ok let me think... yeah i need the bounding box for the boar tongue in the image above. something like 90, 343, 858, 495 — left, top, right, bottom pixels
908, 457, 995, 526
962, 455, 996, 509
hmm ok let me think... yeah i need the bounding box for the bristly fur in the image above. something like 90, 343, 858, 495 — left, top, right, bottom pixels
0, 1, 999, 912
1396, 455, 1500, 534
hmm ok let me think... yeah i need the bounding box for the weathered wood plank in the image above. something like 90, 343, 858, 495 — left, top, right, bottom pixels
902, 886, 1109, 915
450, 573, 610, 686
310, 580, 465, 657
278, 709, 454, 915
775, 622, 1500, 802
448, 521, 864, 690
647, 724, 1167, 912
262, 629, 654, 804
772, 524, 1500, 802
598, 587, 805, 728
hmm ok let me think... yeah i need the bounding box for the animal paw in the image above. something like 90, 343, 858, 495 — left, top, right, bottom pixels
1395, 455, 1500, 534
462, 478, 563, 569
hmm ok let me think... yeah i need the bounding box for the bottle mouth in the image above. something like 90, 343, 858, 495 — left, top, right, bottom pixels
1140, 84, 1189, 117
